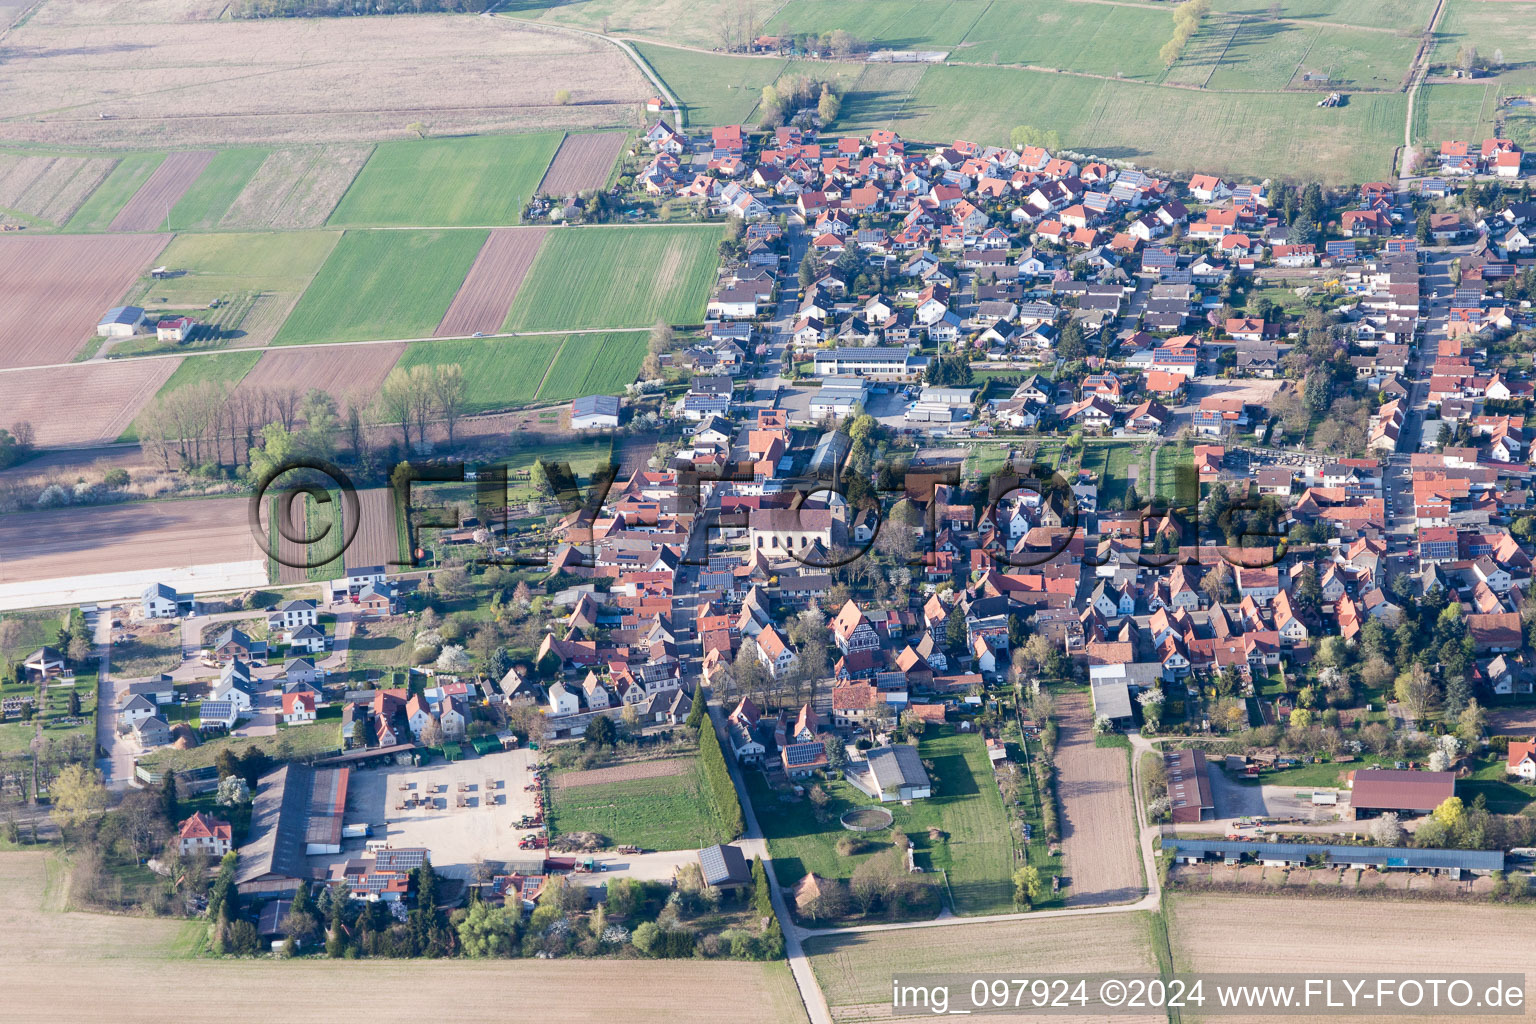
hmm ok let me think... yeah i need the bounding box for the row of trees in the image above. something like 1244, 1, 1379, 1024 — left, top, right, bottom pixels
697, 709, 746, 838
1159, 0, 1210, 67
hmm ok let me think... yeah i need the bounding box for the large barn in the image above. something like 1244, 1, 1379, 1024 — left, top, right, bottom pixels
1346, 768, 1455, 820
235, 764, 350, 899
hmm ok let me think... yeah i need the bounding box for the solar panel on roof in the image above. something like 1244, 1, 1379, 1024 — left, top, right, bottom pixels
375, 847, 428, 871
784, 742, 823, 766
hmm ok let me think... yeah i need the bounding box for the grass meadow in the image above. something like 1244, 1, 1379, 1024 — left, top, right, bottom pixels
130, 231, 341, 308
164, 147, 269, 231
765, 0, 986, 50
632, 43, 785, 127
274, 229, 487, 345
1431, 0, 1536, 68
535, 332, 648, 402
64, 152, 165, 232
393, 335, 565, 412
504, 226, 719, 331
327, 133, 562, 227
548, 759, 729, 849
749, 728, 1015, 916
959, 0, 1172, 79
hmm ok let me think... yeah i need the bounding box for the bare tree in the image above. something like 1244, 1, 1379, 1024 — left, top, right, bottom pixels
430, 365, 468, 449
379, 368, 415, 452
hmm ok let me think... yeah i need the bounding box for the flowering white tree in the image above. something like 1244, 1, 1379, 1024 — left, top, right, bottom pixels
436, 644, 471, 673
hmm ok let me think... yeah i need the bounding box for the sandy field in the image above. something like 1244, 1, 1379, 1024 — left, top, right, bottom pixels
435, 226, 548, 338
1054, 691, 1142, 906
806, 913, 1161, 1023
1168, 893, 1536, 1024
0, 495, 260, 585
1187, 378, 1287, 407
345, 487, 402, 570
553, 756, 693, 790
0, 851, 810, 1024
219, 144, 373, 230
537, 130, 627, 194
234, 343, 405, 414
0, 16, 646, 147
0, 357, 182, 445
1488, 706, 1536, 733
108, 149, 214, 232
0, 151, 116, 225
0, 232, 171, 368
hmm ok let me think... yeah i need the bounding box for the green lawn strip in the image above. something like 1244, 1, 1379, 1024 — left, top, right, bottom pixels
118, 350, 260, 442
138, 721, 343, 773
393, 335, 564, 412
532, 331, 648, 403
504, 225, 720, 332
306, 488, 346, 583
327, 133, 562, 227
1461, 755, 1536, 815
274, 228, 487, 345
548, 761, 726, 849
165, 147, 270, 231
64, 152, 166, 232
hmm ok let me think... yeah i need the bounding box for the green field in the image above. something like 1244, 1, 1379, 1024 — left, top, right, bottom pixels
548, 760, 729, 849
1431, 0, 1536, 67
633, 43, 786, 126
765, 0, 986, 50
393, 335, 565, 412
535, 332, 648, 402
839, 64, 1404, 183
327, 134, 561, 227
960, 0, 1172, 79
129, 231, 341, 307
1204, 21, 1417, 92
0, 608, 66, 665
164, 147, 269, 231
274, 229, 487, 345
1212, 0, 1438, 31
1081, 440, 1152, 509
504, 226, 720, 331
748, 729, 1015, 916
1410, 81, 1499, 148
64, 152, 166, 232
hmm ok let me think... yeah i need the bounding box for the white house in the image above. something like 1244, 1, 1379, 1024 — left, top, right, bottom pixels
570, 395, 621, 430
269, 600, 317, 631
548, 681, 581, 716
140, 582, 188, 619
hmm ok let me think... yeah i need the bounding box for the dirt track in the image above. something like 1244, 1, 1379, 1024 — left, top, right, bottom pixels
538, 131, 627, 194
0, 496, 259, 584
0, 233, 171, 368
435, 227, 548, 338
1054, 691, 1142, 906
108, 150, 213, 232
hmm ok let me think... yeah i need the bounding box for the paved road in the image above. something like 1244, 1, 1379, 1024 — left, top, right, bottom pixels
91, 605, 134, 789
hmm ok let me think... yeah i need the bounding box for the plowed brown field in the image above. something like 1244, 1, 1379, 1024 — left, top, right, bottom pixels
0, 497, 258, 585
554, 758, 693, 790
0, 358, 182, 446
234, 343, 405, 411
108, 150, 214, 232
1056, 691, 1142, 906
346, 487, 403, 571
537, 131, 626, 194
435, 227, 548, 338
0, 233, 170, 368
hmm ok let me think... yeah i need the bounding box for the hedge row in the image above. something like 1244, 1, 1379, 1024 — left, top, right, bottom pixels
699, 716, 745, 839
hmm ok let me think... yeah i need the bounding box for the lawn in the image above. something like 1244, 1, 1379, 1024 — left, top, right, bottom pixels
749, 728, 1015, 916
129, 231, 341, 308
164, 147, 270, 231
274, 229, 487, 345
632, 43, 785, 127
327, 133, 562, 227
534, 332, 649, 403
839, 63, 1404, 183
394, 336, 564, 412
137, 719, 342, 772
1460, 755, 1536, 815
64, 152, 166, 232
504, 226, 720, 331
959, 0, 1172, 80
1154, 443, 1195, 504
549, 759, 729, 849
1410, 82, 1498, 150
1080, 439, 1151, 509
0, 608, 66, 665
1211, 0, 1437, 31
306, 488, 346, 583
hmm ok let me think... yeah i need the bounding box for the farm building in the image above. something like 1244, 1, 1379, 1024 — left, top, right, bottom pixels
570, 394, 621, 429
235, 764, 351, 898
698, 843, 752, 891
1164, 749, 1215, 823
96, 305, 145, 337
1346, 768, 1455, 819
155, 316, 198, 342
1166, 839, 1503, 879
845, 744, 932, 802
